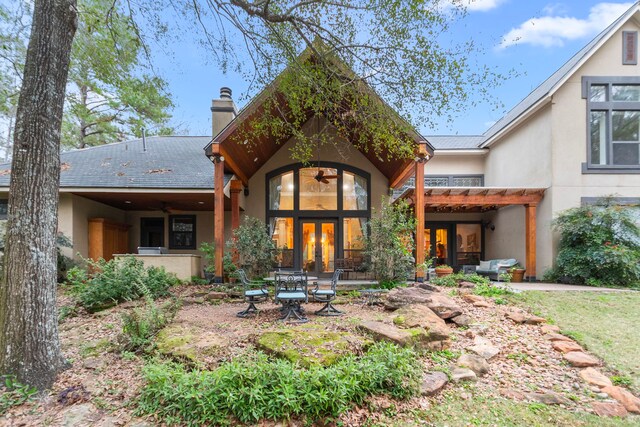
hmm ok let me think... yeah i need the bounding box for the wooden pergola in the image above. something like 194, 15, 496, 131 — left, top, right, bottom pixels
397, 187, 546, 281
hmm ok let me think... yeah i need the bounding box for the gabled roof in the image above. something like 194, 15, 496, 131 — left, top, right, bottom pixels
0, 136, 232, 190
481, 2, 640, 147
204, 46, 434, 187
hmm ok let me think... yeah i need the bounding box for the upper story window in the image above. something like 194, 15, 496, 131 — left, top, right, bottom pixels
0, 200, 7, 220
583, 77, 640, 171
267, 164, 370, 212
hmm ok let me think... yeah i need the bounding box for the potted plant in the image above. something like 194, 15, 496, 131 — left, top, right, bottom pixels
199, 242, 216, 283
435, 264, 453, 277
509, 264, 526, 283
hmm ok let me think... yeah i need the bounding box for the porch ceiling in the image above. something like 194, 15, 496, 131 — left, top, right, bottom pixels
397, 187, 546, 213
72, 191, 232, 212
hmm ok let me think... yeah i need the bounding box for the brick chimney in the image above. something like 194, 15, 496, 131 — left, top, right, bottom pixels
211, 87, 237, 138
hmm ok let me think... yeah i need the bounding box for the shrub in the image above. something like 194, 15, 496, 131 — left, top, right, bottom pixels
227, 216, 275, 279
0, 376, 37, 415
66, 256, 181, 311
552, 198, 640, 287
136, 342, 421, 426
120, 296, 181, 352
473, 282, 512, 297
430, 272, 490, 287
364, 199, 415, 283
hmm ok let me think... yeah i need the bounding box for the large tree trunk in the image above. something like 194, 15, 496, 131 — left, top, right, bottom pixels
0, 0, 77, 390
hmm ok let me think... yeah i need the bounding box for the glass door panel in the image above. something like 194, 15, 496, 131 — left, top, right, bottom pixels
320, 222, 335, 273
455, 224, 482, 267
434, 228, 449, 267
301, 222, 316, 273
300, 220, 336, 276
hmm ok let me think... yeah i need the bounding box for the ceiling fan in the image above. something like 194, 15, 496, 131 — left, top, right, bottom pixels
313, 169, 339, 184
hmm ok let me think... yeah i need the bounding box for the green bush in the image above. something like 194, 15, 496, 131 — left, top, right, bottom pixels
430, 272, 490, 287
66, 256, 181, 311
551, 199, 640, 287
120, 296, 181, 352
227, 216, 275, 280
364, 199, 416, 283
136, 342, 421, 426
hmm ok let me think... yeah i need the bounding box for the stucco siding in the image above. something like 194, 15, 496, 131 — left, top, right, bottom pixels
71, 194, 126, 259
244, 116, 390, 221
484, 106, 552, 187
425, 154, 486, 176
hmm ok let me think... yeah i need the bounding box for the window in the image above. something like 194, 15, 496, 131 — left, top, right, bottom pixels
584, 77, 640, 170
270, 217, 294, 268
269, 171, 294, 210
0, 200, 7, 220
140, 217, 164, 247
299, 167, 338, 210
169, 215, 196, 249
343, 171, 368, 210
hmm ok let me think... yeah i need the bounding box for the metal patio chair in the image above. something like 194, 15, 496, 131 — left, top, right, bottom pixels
236, 269, 269, 318
275, 271, 308, 323
311, 269, 343, 316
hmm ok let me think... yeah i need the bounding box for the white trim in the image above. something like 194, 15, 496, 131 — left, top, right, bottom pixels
433, 149, 488, 156
59, 188, 215, 194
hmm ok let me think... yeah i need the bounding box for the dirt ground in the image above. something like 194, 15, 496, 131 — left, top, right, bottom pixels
1, 284, 637, 426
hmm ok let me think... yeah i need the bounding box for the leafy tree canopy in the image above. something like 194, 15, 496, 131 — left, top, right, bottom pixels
0, 0, 174, 152
130, 0, 510, 163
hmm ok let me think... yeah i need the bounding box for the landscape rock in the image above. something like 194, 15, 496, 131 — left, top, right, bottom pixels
457, 353, 490, 377
601, 386, 640, 414
591, 402, 629, 417
459, 281, 476, 289
451, 314, 474, 327
499, 388, 526, 400
451, 368, 477, 382
357, 320, 448, 350
545, 332, 573, 342
424, 294, 463, 319
524, 315, 546, 325
204, 291, 227, 301
579, 368, 612, 388
420, 371, 449, 396
541, 324, 561, 334
563, 351, 600, 368
525, 391, 571, 406
59, 403, 100, 427
384, 287, 434, 310
468, 336, 500, 360
415, 283, 439, 292
552, 340, 583, 353
257, 326, 356, 367
462, 294, 483, 304
391, 304, 451, 341
473, 300, 492, 308
505, 309, 527, 324
156, 323, 229, 364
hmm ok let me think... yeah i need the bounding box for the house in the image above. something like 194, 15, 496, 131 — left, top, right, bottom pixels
0, 3, 639, 282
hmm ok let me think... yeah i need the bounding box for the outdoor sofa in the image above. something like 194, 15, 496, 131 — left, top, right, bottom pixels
475, 258, 518, 281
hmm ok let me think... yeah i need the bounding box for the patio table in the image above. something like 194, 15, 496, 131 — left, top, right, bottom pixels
359, 288, 388, 306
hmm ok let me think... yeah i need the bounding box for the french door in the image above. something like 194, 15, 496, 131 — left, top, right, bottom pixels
300, 219, 337, 276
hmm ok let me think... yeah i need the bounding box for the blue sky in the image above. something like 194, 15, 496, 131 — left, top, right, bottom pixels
155, 0, 636, 138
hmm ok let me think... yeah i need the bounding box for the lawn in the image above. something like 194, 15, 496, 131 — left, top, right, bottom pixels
513, 290, 640, 392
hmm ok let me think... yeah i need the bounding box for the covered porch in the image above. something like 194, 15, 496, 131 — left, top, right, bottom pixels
397, 187, 546, 281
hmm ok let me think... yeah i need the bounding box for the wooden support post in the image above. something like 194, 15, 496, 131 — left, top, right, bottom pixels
230, 180, 243, 231
415, 156, 426, 282
213, 154, 225, 283
525, 204, 537, 282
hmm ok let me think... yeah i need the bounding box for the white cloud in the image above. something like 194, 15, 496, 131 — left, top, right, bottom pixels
440, 0, 507, 13
499, 2, 634, 49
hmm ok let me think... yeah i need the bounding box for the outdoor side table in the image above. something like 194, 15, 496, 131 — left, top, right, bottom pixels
359, 288, 388, 306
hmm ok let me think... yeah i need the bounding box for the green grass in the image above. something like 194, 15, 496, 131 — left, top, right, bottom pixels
512, 291, 640, 392
418, 391, 638, 427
